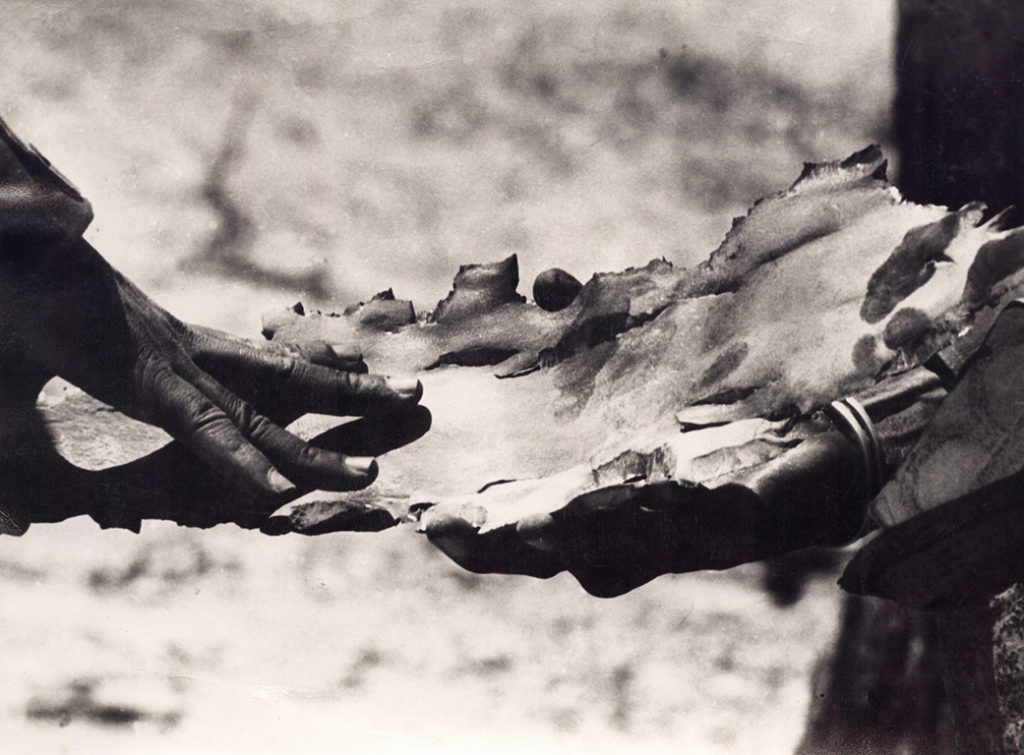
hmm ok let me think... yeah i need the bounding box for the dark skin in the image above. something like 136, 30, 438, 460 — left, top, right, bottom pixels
421, 361, 962, 598
422, 432, 872, 598
0, 117, 424, 532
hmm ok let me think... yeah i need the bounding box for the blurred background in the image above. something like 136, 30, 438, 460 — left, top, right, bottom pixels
1, 1, 894, 752
2, 0, 892, 329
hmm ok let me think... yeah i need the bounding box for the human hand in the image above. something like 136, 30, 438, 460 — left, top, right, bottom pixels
419, 473, 779, 598
2, 114, 427, 531
419, 477, 694, 598
1, 236, 424, 529
419, 426, 886, 597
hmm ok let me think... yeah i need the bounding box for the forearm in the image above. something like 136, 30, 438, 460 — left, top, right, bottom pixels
686, 377, 950, 571
0, 114, 93, 247
0, 188, 91, 243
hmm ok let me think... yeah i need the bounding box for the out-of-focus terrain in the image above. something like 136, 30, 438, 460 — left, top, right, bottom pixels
1, 1, 894, 752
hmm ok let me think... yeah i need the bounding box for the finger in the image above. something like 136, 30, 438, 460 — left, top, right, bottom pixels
187, 331, 304, 426
144, 359, 297, 498
422, 512, 564, 578
306, 405, 432, 457
181, 363, 381, 492
422, 512, 479, 567
248, 415, 380, 491
247, 336, 372, 374
191, 335, 420, 416
285, 341, 368, 374
274, 362, 423, 416
193, 327, 369, 374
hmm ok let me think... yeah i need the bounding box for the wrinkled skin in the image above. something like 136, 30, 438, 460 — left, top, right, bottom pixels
0, 120, 424, 532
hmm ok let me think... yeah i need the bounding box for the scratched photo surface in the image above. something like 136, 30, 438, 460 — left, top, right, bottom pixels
0, 2, 892, 752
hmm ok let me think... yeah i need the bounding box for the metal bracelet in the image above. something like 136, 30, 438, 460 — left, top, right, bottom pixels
825, 396, 884, 498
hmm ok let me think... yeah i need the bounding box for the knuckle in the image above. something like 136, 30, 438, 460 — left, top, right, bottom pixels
296, 443, 321, 465
236, 398, 255, 428
133, 355, 179, 422
236, 401, 265, 435
132, 349, 164, 389
188, 404, 228, 437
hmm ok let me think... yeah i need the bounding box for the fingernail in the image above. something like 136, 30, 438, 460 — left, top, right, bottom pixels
431, 534, 469, 562
267, 468, 298, 495
347, 456, 379, 478
385, 376, 423, 402
260, 515, 292, 536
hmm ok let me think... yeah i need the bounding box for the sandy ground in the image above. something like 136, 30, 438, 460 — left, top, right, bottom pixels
0, 517, 845, 754
2, 2, 894, 752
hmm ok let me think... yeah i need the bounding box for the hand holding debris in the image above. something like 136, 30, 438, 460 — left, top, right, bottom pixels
418, 364, 947, 597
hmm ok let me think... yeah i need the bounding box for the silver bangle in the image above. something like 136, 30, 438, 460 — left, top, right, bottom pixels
825, 396, 884, 498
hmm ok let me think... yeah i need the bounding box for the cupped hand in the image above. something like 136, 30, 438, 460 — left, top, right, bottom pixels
420, 431, 873, 598
420, 479, 734, 598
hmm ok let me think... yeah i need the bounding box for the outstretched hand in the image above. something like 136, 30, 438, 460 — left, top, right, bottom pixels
420, 480, 693, 598
420, 478, 769, 598
420, 431, 873, 598
0, 116, 430, 533
1, 114, 426, 531
2, 237, 423, 532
